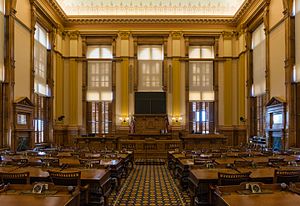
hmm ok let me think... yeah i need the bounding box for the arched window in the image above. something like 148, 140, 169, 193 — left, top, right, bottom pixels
33, 23, 51, 143
188, 45, 215, 134
86, 45, 113, 134
250, 23, 267, 138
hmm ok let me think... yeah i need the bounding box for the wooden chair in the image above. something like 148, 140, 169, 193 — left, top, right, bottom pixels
194, 158, 214, 167
41, 158, 60, 167
0, 172, 30, 184
234, 160, 253, 167
12, 158, 28, 166
274, 169, 300, 184
268, 158, 285, 166
48, 170, 81, 186
218, 172, 251, 186
48, 170, 89, 205
79, 159, 101, 168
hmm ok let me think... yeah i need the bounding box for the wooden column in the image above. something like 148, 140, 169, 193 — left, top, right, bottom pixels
119, 32, 130, 130
3, 0, 17, 147
283, 0, 296, 148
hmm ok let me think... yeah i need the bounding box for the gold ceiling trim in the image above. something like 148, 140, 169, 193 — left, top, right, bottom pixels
67, 16, 235, 25
48, 0, 253, 25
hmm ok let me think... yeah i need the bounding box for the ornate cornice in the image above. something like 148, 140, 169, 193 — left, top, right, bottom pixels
234, 0, 254, 24
48, 0, 68, 22
66, 16, 236, 25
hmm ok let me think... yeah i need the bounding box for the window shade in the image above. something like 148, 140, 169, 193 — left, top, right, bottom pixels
138, 60, 162, 91
189, 61, 214, 101
86, 45, 112, 59
0, 0, 4, 13
252, 23, 266, 96
87, 61, 113, 102
189, 46, 214, 59
138, 45, 163, 60
34, 24, 50, 96
0, 4, 4, 81
137, 45, 163, 91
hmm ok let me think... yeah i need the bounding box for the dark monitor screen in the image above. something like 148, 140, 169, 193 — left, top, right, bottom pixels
135, 92, 166, 114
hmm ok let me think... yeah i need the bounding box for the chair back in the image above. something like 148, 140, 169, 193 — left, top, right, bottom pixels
0, 172, 30, 184
194, 158, 214, 166
274, 169, 300, 184
41, 158, 60, 167
218, 172, 251, 186
12, 158, 29, 165
48, 170, 81, 186
234, 160, 253, 167
268, 158, 285, 165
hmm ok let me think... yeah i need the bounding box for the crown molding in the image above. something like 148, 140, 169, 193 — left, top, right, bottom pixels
66, 16, 236, 25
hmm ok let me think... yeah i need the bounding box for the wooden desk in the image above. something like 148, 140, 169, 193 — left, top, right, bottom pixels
189, 168, 239, 206
176, 158, 195, 190
237, 167, 274, 183
237, 166, 300, 183
215, 157, 244, 165
74, 136, 118, 151
7, 167, 112, 205
214, 183, 300, 206
181, 134, 227, 150
0, 184, 80, 206
10, 167, 109, 181
241, 155, 300, 163
57, 152, 73, 157
220, 192, 300, 206
190, 168, 239, 182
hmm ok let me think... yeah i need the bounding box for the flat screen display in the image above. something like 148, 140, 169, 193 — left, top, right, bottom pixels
135, 92, 166, 114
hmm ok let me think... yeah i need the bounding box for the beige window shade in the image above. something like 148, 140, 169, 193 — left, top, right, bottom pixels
86, 45, 113, 59
189, 46, 214, 59
138, 45, 163, 60
252, 23, 266, 96
0, 6, 4, 81
189, 61, 214, 101
34, 24, 50, 96
0, 0, 4, 13
87, 61, 113, 102
138, 45, 163, 91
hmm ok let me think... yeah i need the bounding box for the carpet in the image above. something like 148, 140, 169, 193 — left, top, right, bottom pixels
108, 165, 190, 206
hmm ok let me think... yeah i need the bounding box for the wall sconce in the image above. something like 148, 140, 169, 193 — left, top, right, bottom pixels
172, 116, 183, 123
119, 116, 129, 125
240, 116, 246, 123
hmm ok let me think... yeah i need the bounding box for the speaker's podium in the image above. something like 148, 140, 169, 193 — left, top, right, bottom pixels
119, 114, 181, 161
134, 114, 167, 134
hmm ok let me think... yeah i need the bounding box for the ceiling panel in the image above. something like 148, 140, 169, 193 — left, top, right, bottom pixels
55, 0, 246, 16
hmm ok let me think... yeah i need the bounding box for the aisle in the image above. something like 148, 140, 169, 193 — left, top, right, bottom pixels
109, 165, 189, 206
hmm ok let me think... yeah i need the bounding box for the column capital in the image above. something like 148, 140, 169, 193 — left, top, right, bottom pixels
119, 31, 130, 40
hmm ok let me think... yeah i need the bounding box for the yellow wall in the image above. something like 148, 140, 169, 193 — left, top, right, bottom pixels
218, 61, 224, 125
15, 0, 31, 28
269, 23, 286, 99
269, 0, 284, 29
63, 59, 70, 125
14, 21, 30, 99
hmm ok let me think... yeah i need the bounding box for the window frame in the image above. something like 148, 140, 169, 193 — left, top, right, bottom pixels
84, 40, 116, 135
187, 42, 216, 134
